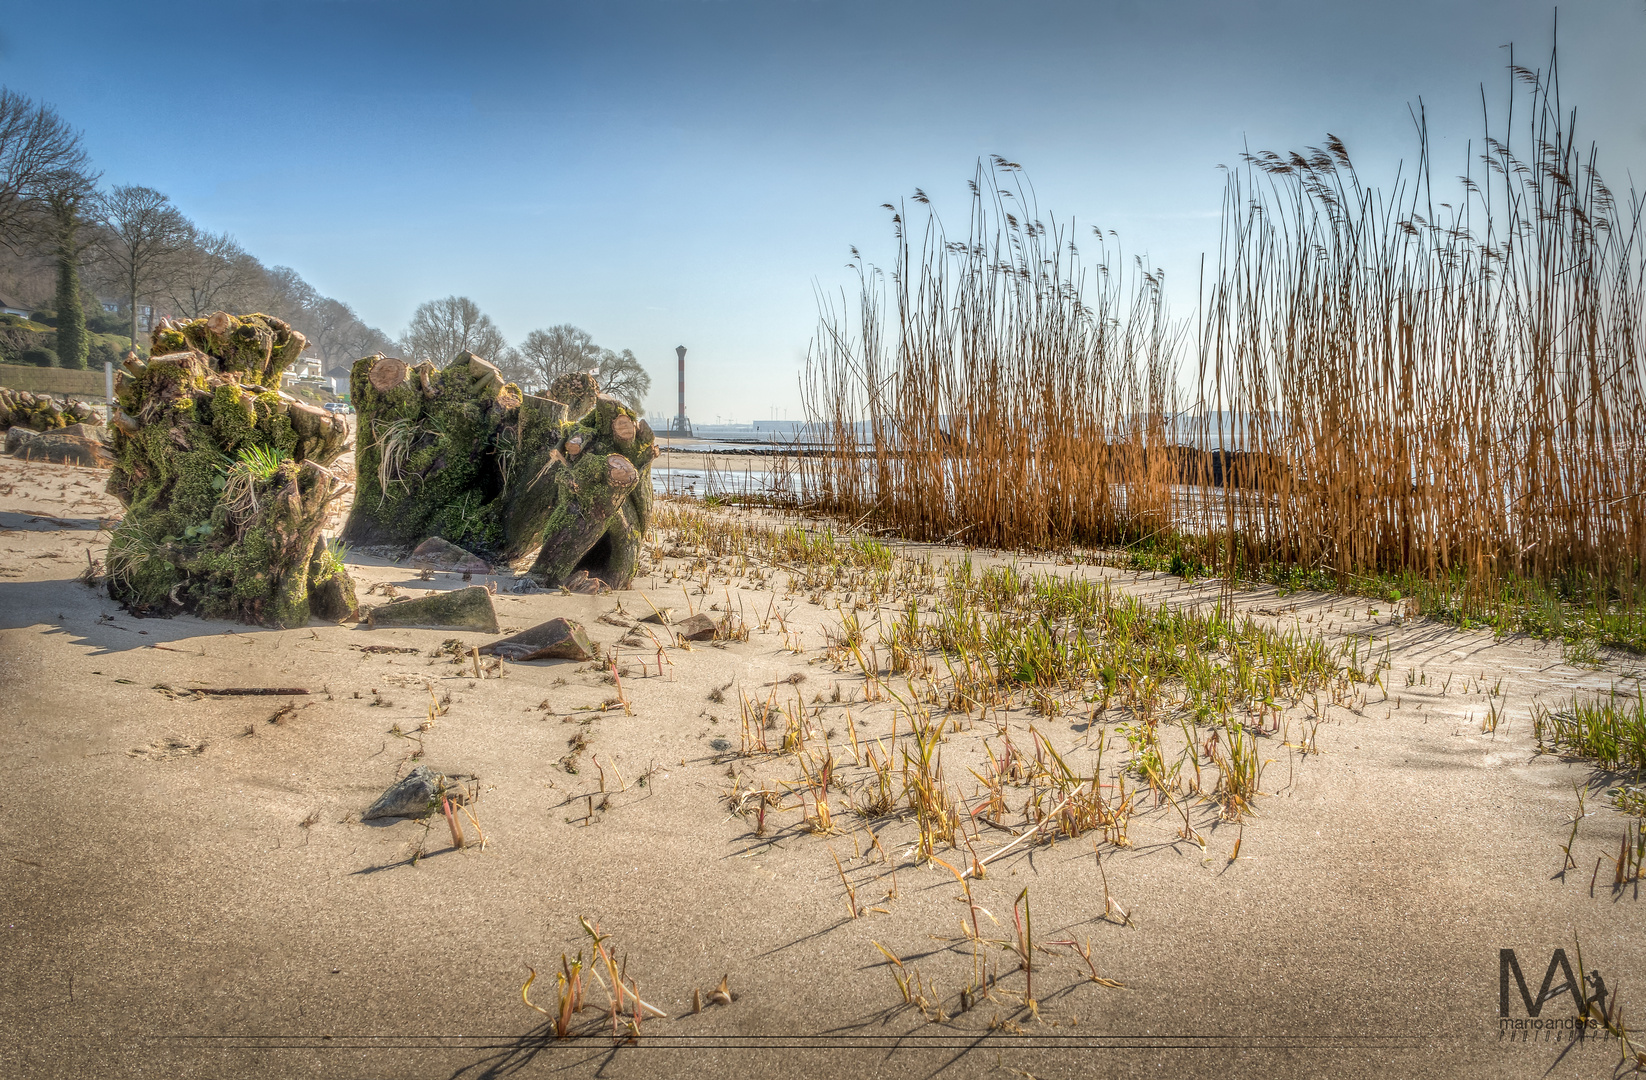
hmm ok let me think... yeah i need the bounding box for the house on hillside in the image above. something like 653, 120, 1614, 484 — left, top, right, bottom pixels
282, 355, 324, 382
282, 355, 345, 396
0, 292, 31, 318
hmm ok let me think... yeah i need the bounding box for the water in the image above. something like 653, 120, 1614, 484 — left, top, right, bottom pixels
651, 464, 798, 500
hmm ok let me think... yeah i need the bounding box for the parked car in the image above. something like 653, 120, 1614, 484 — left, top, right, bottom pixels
322, 401, 355, 414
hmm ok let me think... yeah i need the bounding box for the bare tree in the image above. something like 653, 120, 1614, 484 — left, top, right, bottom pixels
219, 261, 394, 373
493, 344, 533, 387
515, 325, 648, 406
163, 228, 262, 319
307, 296, 393, 368
93, 185, 190, 350
400, 295, 506, 367
595, 347, 651, 411
517, 324, 598, 391
255, 264, 321, 326
0, 88, 91, 254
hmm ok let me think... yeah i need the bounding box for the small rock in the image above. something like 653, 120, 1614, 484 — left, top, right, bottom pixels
482, 617, 597, 662
673, 612, 718, 641
709, 738, 732, 752
309, 571, 359, 623
363, 765, 475, 820
408, 536, 491, 576
365, 585, 499, 633
363, 765, 442, 820
563, 570, 608, 595
637, 608, 676, 625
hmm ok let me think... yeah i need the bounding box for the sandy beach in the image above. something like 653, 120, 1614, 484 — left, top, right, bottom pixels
2, 451, 1642, 1079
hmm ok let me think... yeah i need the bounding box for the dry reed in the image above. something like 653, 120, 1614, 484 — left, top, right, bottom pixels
801, 48, 1645, 617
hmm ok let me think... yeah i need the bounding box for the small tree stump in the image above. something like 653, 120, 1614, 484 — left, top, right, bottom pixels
369, 355, 410, 392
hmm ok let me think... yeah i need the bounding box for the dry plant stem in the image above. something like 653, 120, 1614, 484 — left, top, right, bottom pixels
830, 847, 860, 918
441, 797, 465, 850
461, 804, 487, 850
579, 917, 667, 1020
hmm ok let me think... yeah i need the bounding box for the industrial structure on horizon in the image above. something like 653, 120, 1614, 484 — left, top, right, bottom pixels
666, 344, 692, 437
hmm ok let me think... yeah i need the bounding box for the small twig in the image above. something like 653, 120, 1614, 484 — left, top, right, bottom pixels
961, 794, 1071, 878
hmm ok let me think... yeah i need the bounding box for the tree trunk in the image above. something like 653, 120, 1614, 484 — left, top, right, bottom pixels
344, 361, 657, 589
528, 453, 640, 585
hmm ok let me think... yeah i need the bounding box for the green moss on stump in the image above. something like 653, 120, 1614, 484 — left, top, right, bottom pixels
341, 355, 655, 589
104, 312, 354, 627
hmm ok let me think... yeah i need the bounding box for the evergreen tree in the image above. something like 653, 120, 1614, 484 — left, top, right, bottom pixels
49, 191, 88, 369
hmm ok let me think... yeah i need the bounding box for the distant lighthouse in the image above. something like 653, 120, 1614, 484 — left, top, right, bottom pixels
672, 345, 692, 436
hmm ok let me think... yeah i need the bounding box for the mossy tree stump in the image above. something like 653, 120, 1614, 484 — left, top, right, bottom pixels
104, 311, 357, 625
342, 360, 656, 589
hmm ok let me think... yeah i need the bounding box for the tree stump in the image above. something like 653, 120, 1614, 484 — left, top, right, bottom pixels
104, 312, 356, 626
341, 360, 656, 589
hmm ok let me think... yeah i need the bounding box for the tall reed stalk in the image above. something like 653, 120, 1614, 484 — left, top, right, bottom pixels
803, 160, 1181, 552
802, 48, 1645, 607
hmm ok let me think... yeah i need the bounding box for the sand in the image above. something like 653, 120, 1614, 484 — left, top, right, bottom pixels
1, 452, 1642, 1079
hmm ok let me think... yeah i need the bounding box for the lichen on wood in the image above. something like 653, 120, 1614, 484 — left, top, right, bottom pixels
103, 311, 355, 626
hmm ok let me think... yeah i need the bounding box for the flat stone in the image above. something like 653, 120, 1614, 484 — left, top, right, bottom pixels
364, 585, 499, 633
673, 612, 718, 641
482, 616, 597, 662
408, 536, 491, 576
637, 607, 676, 625
57, 422, 107, 442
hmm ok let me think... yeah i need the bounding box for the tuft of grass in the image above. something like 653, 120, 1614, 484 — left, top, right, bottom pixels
372, 417, 420, 495
1533, 691, 1646, 773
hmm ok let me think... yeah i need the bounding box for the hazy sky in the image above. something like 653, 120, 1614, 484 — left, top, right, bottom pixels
5, 1, 1644, 420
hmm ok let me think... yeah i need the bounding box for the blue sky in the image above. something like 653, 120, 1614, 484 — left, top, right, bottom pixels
5, 1, 1644, 420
